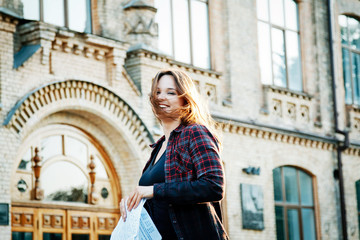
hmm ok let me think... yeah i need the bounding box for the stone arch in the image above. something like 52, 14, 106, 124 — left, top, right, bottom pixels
6, 79, 156, 203
272, 164, 316, 177
3, 79, 154, 151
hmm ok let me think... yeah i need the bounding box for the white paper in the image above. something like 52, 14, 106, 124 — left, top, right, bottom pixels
111, 199, 162, 240
137, 207, 162, 240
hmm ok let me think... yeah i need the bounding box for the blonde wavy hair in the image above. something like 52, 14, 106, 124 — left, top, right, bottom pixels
149, 69, 221, 144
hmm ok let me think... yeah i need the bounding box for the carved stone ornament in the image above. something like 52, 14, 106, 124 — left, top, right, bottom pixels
88, 155, 99, 204
32, 147, 44, 200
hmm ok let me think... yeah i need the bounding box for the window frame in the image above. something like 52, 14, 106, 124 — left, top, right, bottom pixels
23, 0, 93, 33
273, 166, 319, 240
13, 124, 119, 207
356, 180, 360, 239
155, 0, 211, 69
339, 15, 360, 106
257, 0, 304, 91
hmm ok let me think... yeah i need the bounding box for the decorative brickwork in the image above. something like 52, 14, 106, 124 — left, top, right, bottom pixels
3, 80, 154, 150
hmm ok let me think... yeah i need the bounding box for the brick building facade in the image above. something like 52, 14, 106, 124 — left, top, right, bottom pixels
0, 0, 360, 239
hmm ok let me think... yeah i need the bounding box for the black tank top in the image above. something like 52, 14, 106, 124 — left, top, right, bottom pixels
139, 142, 178, 240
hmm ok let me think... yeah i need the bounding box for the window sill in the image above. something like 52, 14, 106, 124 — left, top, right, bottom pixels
168, 59, 221, 79
263, 85, 312, 100
126, 45, 222, 79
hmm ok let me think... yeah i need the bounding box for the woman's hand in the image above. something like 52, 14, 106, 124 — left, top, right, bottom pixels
120, 186, 154, 221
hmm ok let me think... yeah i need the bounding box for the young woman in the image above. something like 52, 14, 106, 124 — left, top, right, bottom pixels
120, 69, 228, 240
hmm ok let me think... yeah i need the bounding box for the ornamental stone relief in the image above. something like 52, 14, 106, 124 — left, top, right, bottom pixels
271, 99, 282, 117
286, 102, 296, 120
124, 15, 158, 36
300, 105, 310, 122
271, 99, 311, 123
263, 86, 313, 127
204, 83, 217, 104
191, 78, 219, 105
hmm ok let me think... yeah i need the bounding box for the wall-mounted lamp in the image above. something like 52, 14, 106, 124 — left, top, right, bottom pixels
242, 166, 261, 175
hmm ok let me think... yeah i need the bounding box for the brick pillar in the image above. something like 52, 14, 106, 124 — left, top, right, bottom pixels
0, 12, 19, 240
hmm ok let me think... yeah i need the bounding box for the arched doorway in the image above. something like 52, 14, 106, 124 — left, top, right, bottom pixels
11, 124, 121, 240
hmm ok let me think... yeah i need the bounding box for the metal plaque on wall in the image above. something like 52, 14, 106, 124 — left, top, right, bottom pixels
0, 203, 9, 225
240, 184, 264, 230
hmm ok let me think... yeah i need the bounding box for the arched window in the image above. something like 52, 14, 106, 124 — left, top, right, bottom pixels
14, 124, 115, 205
256, 0, 303, 91
356, 180, 360, 237
273, 166, 317, 240
21, 0, 92, 33
12, 124, 119, 240
154, 0, 211, 69
339, 15, 360, 105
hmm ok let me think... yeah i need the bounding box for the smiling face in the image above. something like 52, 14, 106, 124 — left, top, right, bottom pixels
156, 74, 185, 116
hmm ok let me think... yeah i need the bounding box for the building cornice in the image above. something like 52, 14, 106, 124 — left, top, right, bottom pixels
213, 112, 360, 156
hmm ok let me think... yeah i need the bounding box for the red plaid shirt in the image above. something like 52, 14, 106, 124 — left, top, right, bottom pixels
144, 123, 229, 240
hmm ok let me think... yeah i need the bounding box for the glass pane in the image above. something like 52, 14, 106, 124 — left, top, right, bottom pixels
98, 235, 111, 240
273, 168, 283, 202
22, 0, 40, 20
257, 0, 269, 21
42, 161, 88, 203
18, 148, 32, 171
72, 234, 89, 240
301, 209, 316, 240
339, 15, 348, 45
272, 28, 287, 88
172, 0, 191, 63
12, 232, 33, 240
342, 48, 353, 104
85, 0, 92, 33
270, 0, 284, 27
287, 209, 300, 240
40, 136, 62, 162
191, 0, 210, 69
43, 233, 62, 240
284, 0, 298, 31
352, 52, 360, 105
155, 0, 173, 56
68, 0, 92, 32
94, 155, 108, 179
299, 171, 313, 206
284, 167, 299, 204
348, 17, 360, 50
275, 206, 285, 240
286, 31, 302, 91
43, 0, 65, 26
356, 181, 360, 211
258, 21, 273, 85
65, 136, 88, 166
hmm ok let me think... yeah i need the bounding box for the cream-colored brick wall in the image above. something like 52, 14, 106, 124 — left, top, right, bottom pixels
222, 130, 339, 239
0, 0, 360, 239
